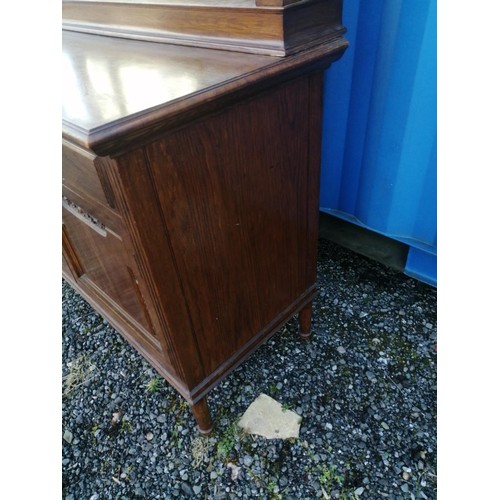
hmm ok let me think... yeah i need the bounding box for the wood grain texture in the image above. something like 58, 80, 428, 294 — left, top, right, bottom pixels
190, 398, 213, 435
62, 224, 84, 280
305, 71, 324, 286
284, 0, 344, 54
145, 76, 314, 377
62, 31, 348, 156
106, 148, 207, 392
62, 13, 348, 427
62, 71, 327, 405
62, 205, 153, 335
62, 198, 183, 388
298, 301, 313, 339
256, 0, 301, 5
63, 264, 184, 393
62, 140, 122, 235
63, 0, 344, 57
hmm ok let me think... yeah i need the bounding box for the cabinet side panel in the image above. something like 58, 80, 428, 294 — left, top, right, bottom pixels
305, 72, 325, 285
145, 76, 316, 376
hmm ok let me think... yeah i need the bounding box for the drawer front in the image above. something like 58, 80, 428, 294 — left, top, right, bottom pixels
62, 140, 122, 235
62, 202, 157, 341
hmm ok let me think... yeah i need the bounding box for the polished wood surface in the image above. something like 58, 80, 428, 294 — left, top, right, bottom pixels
63, 0, 344, 56
62, 5, 347, 431
144, 76, 315, 376
68, 0, 255, 5
62, 140, 122, 234
191, 399, 213, 435
62, 31, 277, 132
256, 0, 301, 5
299, 302, 313, 339
62, 207, 152, 333
62, 31, 347, 156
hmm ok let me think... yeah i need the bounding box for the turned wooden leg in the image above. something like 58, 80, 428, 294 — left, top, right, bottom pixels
190, 397, 213, 435
298, 302, 313, 339
299, 302, 312, 339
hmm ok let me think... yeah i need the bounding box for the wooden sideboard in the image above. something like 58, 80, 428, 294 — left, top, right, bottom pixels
62, 1, 348, 433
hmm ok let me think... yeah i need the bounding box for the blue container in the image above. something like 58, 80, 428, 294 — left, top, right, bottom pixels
320, 0, 437, 286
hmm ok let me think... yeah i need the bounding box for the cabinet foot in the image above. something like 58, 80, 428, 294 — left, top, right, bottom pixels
190, 397, 213, 435
298, 302, 312, 339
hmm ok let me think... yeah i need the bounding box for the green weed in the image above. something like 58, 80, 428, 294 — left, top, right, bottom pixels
145, 376, 161, 393
216, 422, 240, 461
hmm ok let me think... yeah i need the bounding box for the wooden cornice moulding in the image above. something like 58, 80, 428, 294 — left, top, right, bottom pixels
62, 0, 345, 56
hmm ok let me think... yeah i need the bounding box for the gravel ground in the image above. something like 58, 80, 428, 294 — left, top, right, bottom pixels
62, 238, 437, 499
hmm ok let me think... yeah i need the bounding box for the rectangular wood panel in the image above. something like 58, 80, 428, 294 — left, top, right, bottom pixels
144, 76, 315, 375
62, 141, 122, 234
62, 0, 344, 57
62, 141, 108, 208
62, 206, 156, 340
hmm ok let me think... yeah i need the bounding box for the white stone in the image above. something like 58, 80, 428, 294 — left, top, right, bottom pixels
227, 463, 241, 481
237, 393, 302, 439
63, 430, 73, 444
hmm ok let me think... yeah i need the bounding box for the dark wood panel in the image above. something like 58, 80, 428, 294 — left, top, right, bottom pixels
305, 72, 325, 285
284, 0, 344, 53
256, 0, 301, 5
108, 149, 207, 390
63, 2, 283, 53
145, 75, 316, 375
62, 140, 108, 208
62, 271, 184, 397
188, 287, 316, 403
62, 224, 83, 280
62, 140, 122, 234
62, 204, 156, 339
62, 0, 344, 57
62, 31, 348, 156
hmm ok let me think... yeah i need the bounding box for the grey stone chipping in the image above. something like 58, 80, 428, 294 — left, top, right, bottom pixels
62, 239, 436, 498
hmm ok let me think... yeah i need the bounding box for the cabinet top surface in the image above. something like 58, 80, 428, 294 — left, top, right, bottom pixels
63, 0, 256, 6
62, 30, 279, 135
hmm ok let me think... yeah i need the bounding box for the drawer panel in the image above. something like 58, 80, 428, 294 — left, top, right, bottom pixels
62, 203, 157, 343
62, 140, 122, 235
62, 253, 73, 280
